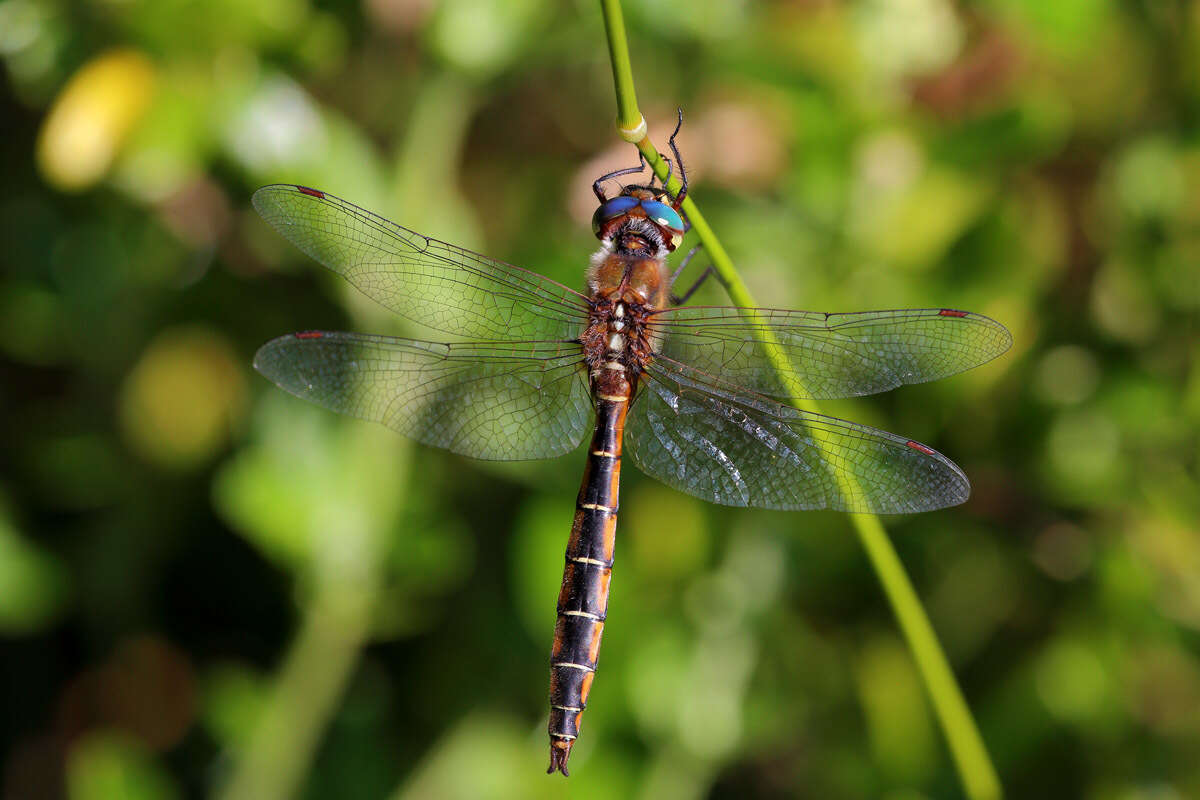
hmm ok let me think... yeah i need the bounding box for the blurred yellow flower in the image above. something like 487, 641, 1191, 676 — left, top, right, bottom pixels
37, 49, 156, 191
119, 326, 247, 469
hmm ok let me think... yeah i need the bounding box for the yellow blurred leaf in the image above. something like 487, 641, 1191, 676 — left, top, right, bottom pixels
37, 49, 157, 192
119, 327, 247, 469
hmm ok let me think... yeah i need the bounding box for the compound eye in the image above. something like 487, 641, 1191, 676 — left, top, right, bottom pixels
591, 195, 641, 237
640, 200, 685, 234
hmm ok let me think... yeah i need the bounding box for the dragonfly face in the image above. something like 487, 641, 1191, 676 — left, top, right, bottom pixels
591, 187, 686, 251
251, 172, 1011, 777
587, 196, 675, 316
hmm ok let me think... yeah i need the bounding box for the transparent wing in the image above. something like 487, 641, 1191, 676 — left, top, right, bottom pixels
253, 185, 590, 341
651, 306, 1011, 400
254, 332, 591, 461
625, 356, 969, 512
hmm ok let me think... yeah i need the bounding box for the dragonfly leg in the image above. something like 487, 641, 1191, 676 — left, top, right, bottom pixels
657, 155, 673, 192
639, 111, 690, 204
670, 266, 716, 306
593, 153, 647, 202
669, 243, 717, 305
611, 110, 689, 204
667, 108, 688, 207
621, 159, 670, 198
669, 243, 702, 284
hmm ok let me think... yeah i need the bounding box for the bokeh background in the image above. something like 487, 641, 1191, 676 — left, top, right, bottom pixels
2, 0, 1198, 797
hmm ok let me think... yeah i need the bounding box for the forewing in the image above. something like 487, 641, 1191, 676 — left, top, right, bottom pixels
625, 357, 969, 512
651, 306, 1011, 400
253, 185, 590, 341
254, 332, 591, 461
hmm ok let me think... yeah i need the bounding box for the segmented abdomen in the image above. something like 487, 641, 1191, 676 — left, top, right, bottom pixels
546, 388, 627, 775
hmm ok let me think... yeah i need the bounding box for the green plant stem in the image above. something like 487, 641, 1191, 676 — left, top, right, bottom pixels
217, 574, 377, 800
599, 0, 641, 132
597, 3, 1002, 798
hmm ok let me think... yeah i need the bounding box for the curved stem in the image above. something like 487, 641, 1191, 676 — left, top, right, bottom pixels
597, 3, 1002, 798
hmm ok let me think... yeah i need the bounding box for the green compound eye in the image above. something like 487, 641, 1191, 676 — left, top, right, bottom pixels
591, 195, 641, 237
640, 200, 684, 234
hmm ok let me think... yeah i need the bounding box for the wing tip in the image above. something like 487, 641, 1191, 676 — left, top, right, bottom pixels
996, 321, 1015, 358
965, 309, 1014, 361
251, 336, 286, 381
908, 438, 971, 510
252, 332, 325, 385
930, 452, 971, 512
251, 183, 331, 215
943, 467, 972, 510
926, 308, 1014, 379
846, 440, 970, 514
250, 185, 285, 218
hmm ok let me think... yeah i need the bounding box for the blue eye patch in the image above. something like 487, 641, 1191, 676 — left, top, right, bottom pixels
591, 196, 641, 235
591, 195, 685, 238
640, 200, 685, 233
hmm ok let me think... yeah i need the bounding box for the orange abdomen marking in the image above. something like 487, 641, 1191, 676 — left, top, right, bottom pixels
546, 382, 629, 776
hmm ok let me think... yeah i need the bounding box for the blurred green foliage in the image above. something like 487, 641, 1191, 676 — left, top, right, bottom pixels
1, 0, 1198, 798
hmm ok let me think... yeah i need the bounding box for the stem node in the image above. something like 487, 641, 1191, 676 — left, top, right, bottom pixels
616, 113, 647, 142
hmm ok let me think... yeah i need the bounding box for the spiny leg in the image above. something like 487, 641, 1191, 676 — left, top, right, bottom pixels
669, 244, 702, 286
620, 162, 669, 199
657, 155, 673, 192
626, 109, 689, 203
666, 108, 688, 207
593, 152, 647, 202
641, 112, 689, 203
672, 265, 715, 305
669, 244, 718, 306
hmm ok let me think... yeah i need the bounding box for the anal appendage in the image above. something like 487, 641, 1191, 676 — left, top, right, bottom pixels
548, 737, 574, 776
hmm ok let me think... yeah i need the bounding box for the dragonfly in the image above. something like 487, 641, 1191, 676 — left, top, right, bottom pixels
251, 133, 1011, 777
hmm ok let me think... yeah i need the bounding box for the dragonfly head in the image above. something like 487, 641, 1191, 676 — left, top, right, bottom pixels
591, 187, 685, 251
